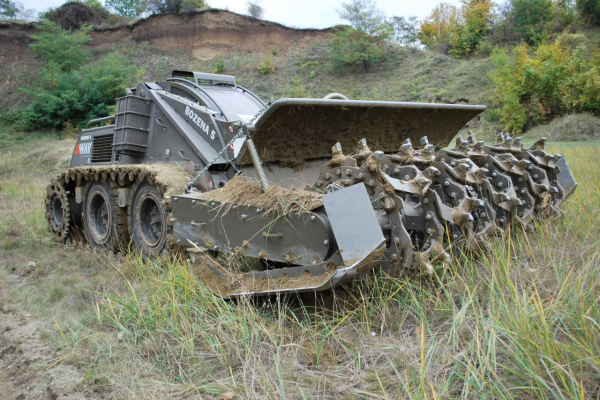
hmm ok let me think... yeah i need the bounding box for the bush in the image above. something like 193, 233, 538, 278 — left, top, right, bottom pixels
18, 21, 141, 130
285, 76, 308, 98
330, 0, 392, 71
29, 20, 92, 72
257, 56, 274, 75
419, 0, 494, 57
509, 0, 554, 43
489, 34, 600, 133
213, 56, 225, 74
576, 0, 600, 25
42, 1, 113, 31
144, 0, 206, 14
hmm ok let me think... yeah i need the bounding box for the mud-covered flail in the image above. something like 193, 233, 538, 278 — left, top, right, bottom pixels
310, 133, 577, 277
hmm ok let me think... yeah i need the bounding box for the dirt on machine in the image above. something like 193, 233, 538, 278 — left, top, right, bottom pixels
45, 70, 578, 298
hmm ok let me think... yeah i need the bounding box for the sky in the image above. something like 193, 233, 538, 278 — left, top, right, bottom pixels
19, 0, 464, 29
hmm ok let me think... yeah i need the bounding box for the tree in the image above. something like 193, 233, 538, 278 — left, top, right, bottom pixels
29, 19, 92, 72
449, 0, 495, 56
390, 16, 419, 47
247, 1, 263, 19
105, 0, 143, 18
576, 0, 600, 25
509, 0, 553, 43
143, 0, 206, 14
330, 0, 392, 71
0, 0, 19, 19
420, 0, 493, 56
419, 3, 460, 49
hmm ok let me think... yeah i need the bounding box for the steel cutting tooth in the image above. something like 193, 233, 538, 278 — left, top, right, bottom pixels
530, 137, 547, 151
332, 142, 343, 155
420, 136, 429, 147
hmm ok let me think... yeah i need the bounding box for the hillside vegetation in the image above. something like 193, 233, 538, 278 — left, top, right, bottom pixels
1, 0, 600, 139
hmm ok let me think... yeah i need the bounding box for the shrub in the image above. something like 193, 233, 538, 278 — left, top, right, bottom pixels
509, 0, 554, 43
42, 1, 113, 31
576, 0, 600, 25
285, 76, 308, 98
329, 0, 392, 71
18, 21, 141, 130
257, 56, 274, 75
420, 0, 494, 57
144, 0, 206, 14
105, 0, 143, 18
29, 20, 92, 72
489, 34, 600, 132
247, 1, 263, 19
213, 56, 226, 74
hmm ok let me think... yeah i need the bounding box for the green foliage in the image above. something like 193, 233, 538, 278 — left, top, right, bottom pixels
144, 0, 206, 14
212, 56, 225, 73
29, 20, 92, 72
509, 0, 554, 43
0, 0, 18, 19
489, 34, 600, 132
257, 56, 274, 75
576, 0, 600, 25
330, 0, 392, 71
285, 76, 308, 98
19, 21, 141, 130
390, 15, 420, 47
105, 0, 142, 18
247, 1, 263, 19
420, 0, 494, 57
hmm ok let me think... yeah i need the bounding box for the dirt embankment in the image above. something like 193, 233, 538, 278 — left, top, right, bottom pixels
0, 9, 332, 64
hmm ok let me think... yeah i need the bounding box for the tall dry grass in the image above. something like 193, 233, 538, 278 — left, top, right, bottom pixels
1, 134, 599, 399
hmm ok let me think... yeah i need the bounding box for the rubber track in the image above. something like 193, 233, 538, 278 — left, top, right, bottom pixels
45, 165, 191, 251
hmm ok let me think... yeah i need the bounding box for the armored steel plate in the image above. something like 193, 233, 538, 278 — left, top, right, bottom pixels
322, 183, 385, 266
555, 155, 577, 199
172, 196, 332, 265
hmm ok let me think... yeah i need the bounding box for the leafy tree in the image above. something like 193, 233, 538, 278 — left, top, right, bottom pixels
29, 20, 92, 72
19, 21, 141, 129
509, 0, 553, 43
449, 0, 494, 56
420, 0, 493, 56
247, 1, 263, 19
389, 15, 419, 47
105, 0, 143, 18
419, 3, 460, 49
576, 0, 600, 25
330, 0, 392, 71
489, 34, 600, 132
144, 0, 206, 14
0, 0, 18, 19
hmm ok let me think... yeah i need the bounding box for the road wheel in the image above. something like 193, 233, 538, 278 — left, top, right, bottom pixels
129, 183, 169, 258
83, 181, 126, 250
45, 180, 71, 242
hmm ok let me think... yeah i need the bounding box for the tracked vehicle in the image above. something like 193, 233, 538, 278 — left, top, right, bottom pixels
46, 71, 577, 298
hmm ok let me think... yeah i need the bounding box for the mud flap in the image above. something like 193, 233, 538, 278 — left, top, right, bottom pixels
322, 183, 386, 277
555, 155, 577, 200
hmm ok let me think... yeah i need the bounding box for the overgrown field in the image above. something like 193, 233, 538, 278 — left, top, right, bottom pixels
0, 132, 599, 399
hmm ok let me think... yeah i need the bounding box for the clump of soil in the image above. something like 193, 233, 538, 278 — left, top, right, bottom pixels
192, 175, 323, 214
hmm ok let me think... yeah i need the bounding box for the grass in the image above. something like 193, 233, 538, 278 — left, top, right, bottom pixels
0, 129, 599, 399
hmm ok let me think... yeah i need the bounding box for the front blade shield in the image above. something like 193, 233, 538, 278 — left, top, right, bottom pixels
236, 99, 486, 166
200, 183, 385, 298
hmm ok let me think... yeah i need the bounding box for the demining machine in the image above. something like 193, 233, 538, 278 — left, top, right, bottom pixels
45, 71, 577, 297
